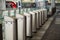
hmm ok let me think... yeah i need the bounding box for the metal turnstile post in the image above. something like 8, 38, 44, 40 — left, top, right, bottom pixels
39, 10, 42, 26
33, 11, 40, 29
43, 10, 45, 23
29, 12, 36, 33
3, 16, 17, 40
43, 9, 47, 21
41, 10, 44, 25
16, 14, 26, 40
24, 13, 32, 37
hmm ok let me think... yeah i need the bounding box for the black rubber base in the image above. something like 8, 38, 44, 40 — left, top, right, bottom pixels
40, 25, 42, 27
36, 28, 40, 30
33, 31, 37, 33
27, 36, 33, 38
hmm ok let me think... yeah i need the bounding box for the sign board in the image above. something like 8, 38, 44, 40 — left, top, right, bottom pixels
16, 1, 22, 8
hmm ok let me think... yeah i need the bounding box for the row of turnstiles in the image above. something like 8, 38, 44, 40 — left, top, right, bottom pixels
0, 8, 48, 40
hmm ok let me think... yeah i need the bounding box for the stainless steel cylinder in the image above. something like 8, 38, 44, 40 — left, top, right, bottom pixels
3, 16, 16, 40
39, 10, 42, 26
42, 9, 47, 23
33, 10, 39, 29
42, 9, 47, 24
43, 9, 47, 21
43, 10, 45, 23
16, 14, 26, 40
29, 11, 36, 33
41, 10, 44, 24
24, 13, 32, 37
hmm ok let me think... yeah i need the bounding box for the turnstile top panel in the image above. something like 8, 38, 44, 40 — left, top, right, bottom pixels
16, 14, 25, 19
10, 16, 16, 19
39, 9, 47, 12
24, 12, 31, 16
4, 16, 15, 21
29, 11, 35, 14
33, 10, 38, 13
42, 9, 47, 11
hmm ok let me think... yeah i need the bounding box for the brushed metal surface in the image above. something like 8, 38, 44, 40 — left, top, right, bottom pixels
43, 9, 47, 21
39, 11, 42, 26
29, 12, 36, 32
33, 11, 39, 29
41, 10, 44, 24
24, 13, 32, 37
16, 14, 26, 40
3, 16, 16, 40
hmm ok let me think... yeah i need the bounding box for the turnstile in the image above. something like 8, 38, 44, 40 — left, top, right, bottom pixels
42, 10, 45, 23
38, 10, 42, 26
16, 14, 26, 40
41, 10, 44, 25
43, 9, 47, 21
29, 11, 37, 33
16, 9, 32, 37
3, 16, 17, 40
2, 10, 9, 40
39, 9, 47, 25
9, 10, 26, 40
24, 13, 32, 37
8, 10, 26, 40
33, 10, 40, 29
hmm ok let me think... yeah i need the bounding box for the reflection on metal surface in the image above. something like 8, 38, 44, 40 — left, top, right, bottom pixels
16, 14, 26, 40
24, 13, 32, 37
29, 12, 36, 32
3, 16, 16, 40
